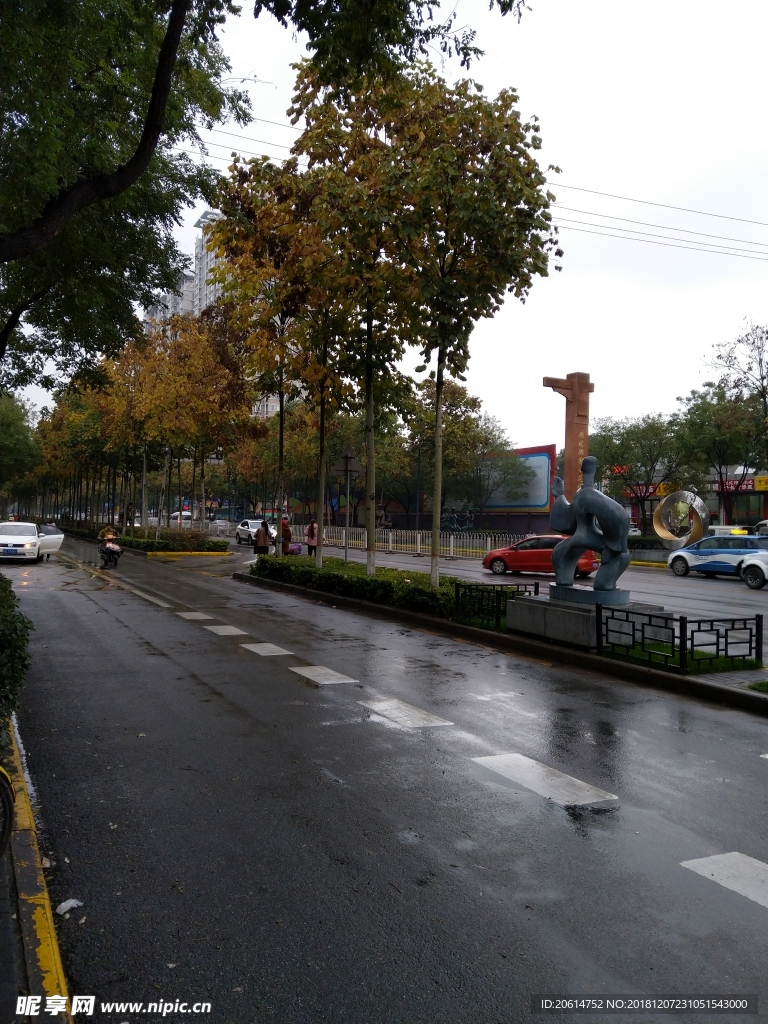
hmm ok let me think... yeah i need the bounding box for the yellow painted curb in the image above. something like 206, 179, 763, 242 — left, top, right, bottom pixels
629, 560, 668, 568
3, 720, 72, 1021
145, 550, 232, 557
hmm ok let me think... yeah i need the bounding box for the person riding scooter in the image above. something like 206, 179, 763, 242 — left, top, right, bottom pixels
97, 527, 122, 568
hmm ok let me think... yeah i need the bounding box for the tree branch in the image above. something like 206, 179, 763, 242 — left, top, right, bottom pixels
0, 286, 51, 359
0, 0, 193, 265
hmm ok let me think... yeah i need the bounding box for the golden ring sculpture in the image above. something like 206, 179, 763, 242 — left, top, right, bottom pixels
653, 490, 710, 550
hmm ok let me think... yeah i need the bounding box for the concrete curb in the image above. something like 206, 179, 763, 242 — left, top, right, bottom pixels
233, 571, 768, 718
2, 720, 72, 1021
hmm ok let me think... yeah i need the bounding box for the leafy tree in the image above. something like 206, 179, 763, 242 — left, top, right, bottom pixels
456, 414, 533, 515
0, 0, 526, 264
0, 176, 204, 389
387, 65, 559, 584
290, 64, 421, 574
214, 155, 354, 564
0, 394, 39, 511
677, 386, 764, 524
589, 415, 697, 534
0, 1, 249, 264
711, 323, 768, 471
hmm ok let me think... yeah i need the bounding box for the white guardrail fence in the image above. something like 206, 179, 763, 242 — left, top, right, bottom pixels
322, 527, 526, 558
208, 520, 526, 558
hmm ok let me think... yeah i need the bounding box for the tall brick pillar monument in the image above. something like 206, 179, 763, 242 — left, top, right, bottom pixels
543, 372, 594, 500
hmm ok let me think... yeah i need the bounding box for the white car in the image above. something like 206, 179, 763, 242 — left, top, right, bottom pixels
740, 551, 768, 589
668, 535, 768, 579
235, 519, 276, 545
170, 511, 192, 528
0, 522, 64, 562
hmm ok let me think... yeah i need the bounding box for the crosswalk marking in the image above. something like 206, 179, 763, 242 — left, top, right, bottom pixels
681, 852, 768, 910
241, 643, 292, 656
289, 666, 358, 685
204, 624, 248, 636
359, 698, 453, 728
472, 752, 618, 806
177, 612, 213, 620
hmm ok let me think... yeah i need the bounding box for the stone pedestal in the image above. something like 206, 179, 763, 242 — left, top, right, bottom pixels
507, 594, 667, 650
549, 583, 630, 607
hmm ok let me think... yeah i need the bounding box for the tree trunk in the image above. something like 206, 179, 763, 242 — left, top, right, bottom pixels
156, 448, 171, 541
274, 377, 285, 558
190, 449, 197, 528
430, 346, 447, 587
200, 448, 206, 536
166, 450, 173, 527
365, 300, 376, 576
315, 393, 327, 570
141, 446, 147, 528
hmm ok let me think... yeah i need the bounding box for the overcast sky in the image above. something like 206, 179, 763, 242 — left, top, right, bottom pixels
62, 1, 768, 449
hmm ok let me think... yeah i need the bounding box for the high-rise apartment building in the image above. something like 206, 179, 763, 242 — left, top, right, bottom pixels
143, 270, 195, 327
193, 210, 223, 315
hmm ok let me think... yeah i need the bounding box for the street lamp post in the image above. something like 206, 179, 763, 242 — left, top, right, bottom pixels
331, 447, 362, 563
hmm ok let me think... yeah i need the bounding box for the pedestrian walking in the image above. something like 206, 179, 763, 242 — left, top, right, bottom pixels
304, 516, 321, 557
253, 520, 271, 556
281, 517, 292, 555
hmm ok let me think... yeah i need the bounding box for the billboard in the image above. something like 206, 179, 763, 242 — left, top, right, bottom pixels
484, 444, 557, 514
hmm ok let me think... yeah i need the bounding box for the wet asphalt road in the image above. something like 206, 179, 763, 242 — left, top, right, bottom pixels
6, 538, 768, 1024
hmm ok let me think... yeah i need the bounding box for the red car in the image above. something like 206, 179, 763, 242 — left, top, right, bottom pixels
482, 534, 599, 577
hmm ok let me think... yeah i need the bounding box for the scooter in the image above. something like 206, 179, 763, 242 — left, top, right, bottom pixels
98, 539, 122, 569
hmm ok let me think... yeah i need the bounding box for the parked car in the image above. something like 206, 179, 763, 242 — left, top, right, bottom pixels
0, 522, 63, 562
170, 511, 192, 528
667, 535, 768, 578
482, 534, 599, 577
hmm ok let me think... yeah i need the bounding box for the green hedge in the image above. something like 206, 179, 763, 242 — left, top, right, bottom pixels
627, 536, 667, 550
60, 523, 230, 553
251, 555, 457, 617
0, 573, 32, 720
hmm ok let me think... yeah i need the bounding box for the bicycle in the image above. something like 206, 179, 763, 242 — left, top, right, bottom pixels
0, 764, 14, 855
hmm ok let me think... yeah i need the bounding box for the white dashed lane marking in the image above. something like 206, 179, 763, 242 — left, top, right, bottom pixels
681, 853, 768, 910
472, 752, 618, 806
359, 698, 453, 728
177, 612, 213, 620
289, 666, 358, 685
204, 625, 248, 636
761, 754, 768, 760
241, 643, 292, 656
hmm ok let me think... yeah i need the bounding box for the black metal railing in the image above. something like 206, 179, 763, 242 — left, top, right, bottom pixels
596, 606, 763, 674
454, 581, 539, 631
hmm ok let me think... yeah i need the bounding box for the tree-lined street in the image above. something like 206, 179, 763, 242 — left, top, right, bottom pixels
4, 542, 767, 1021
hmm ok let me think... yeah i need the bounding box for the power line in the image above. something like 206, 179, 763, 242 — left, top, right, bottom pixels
550, 183, 768, 228
555, 216, 768, 257
553, 205, 768, 249
558, 223, 768, 261
204, 128, 294, 150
